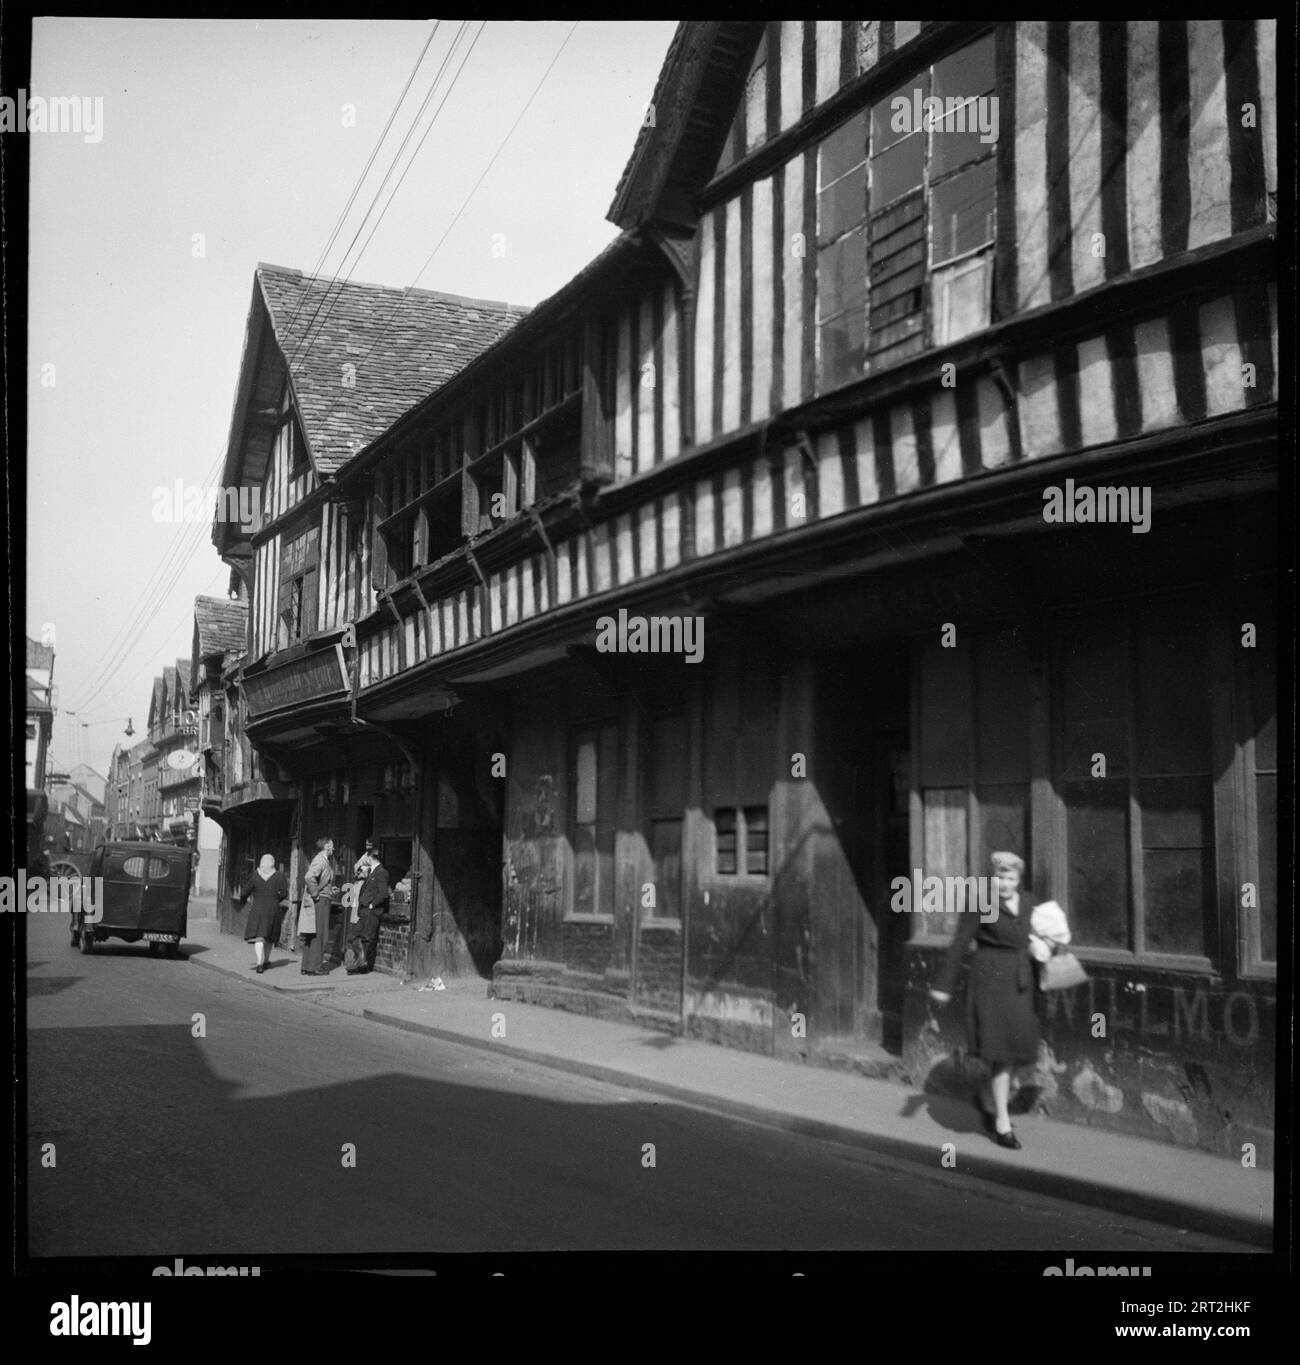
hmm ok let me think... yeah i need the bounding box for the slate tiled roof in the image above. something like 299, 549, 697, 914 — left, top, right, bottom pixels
257, 264, 528, 475
194, 596, 248, 659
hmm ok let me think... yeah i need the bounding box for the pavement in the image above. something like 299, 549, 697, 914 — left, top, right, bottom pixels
183, 917, 1273, 1249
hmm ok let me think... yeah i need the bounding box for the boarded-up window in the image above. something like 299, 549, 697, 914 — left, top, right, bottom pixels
812, 33, 997, 388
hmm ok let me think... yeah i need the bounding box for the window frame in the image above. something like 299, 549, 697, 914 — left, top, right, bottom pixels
566, 720, 620, 923
910, 590, 1269, 978
811, 30, 1000, 392
1234, 576, 1278, 980
711, 804, 770, 880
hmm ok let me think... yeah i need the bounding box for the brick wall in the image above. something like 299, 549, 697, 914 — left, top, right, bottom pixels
375, 916, 410, 974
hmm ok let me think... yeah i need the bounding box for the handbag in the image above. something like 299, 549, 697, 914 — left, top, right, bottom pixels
1039, 946, 1088, 991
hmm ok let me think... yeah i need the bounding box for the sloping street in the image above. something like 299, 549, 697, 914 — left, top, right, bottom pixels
25, 911, 1255, 1258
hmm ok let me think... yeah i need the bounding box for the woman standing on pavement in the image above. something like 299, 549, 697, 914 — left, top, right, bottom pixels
238, 854, 289, 975
299, 837, 336, 976
929, 851, 1040, 1150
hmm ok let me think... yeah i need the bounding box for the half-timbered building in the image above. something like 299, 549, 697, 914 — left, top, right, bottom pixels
213, 263, 525, 959
226, 20, 1278, 1156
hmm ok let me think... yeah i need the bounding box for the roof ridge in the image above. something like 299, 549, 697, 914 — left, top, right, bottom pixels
256, 262, 528, 317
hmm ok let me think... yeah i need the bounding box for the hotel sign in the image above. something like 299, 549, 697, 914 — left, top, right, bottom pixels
243, 644, 351, 720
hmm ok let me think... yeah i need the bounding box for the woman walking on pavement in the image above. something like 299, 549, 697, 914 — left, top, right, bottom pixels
300, 837, 336, 976
929, 851, 1040, 1150
238, 854, 289, 975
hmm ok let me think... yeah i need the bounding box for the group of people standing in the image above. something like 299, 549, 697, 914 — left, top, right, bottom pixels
237, 837, 391, 977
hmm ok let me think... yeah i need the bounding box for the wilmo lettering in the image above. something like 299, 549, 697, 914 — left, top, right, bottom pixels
49, 1298, 151, 1346
891, 872, 999, 923
1042, 478, 1151, 534
1043, 1259, 1151, 1277
595, 608, 704, 663
0, 873, 103, 920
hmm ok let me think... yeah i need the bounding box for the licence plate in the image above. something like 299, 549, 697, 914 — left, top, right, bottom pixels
144, 933, 178, 943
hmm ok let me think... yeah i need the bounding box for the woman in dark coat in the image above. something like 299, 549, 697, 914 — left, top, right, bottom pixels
238, 854, 289, 974
929, 851, 1039, 1149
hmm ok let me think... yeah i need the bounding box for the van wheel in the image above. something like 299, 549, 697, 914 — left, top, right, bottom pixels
79, 928, 94, 955
167, 943, 182, 958
148, 942, 161, 957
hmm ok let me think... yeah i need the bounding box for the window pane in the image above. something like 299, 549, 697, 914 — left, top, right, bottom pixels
1139, 776, 1210, 956
1064, 779, 1129, 949
923, 787, 967, 938
1055, 615, 1129, 779
575, 737, 597, 824
977, 784, 1028, 878
932, 251, 993, 345
818, 165, 867, 244
817, 311, 866, 392
930, 159, 996, 264
923, 787, 967, 875
1142, 852, 1209, 955
596, 819, 615, 918
871, 133, 925, 205
819, 111, 868, 188
573, 825, 597, 914
1250, 597, 1276, 770
1139, 776, 1211, 848
818, 227, 868, 320
650, 818, 682, 918
1257, 773, 1276, 962
872, 74, 929, 154
597, 724, 619, 823
931, 119, 994, 178
1137, 599, 1211, 775
933, 34, 996, 105
716, 808, 737, 875
744, 807, 769, 875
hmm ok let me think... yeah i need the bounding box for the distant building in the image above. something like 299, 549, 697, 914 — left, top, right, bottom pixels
25, 636, 56, 790
191, 592, 250, 896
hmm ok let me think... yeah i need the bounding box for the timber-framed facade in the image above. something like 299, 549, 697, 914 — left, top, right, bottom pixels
213, 20, 1278, 1158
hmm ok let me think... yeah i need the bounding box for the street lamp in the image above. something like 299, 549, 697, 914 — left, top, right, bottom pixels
65, 712, 135, 737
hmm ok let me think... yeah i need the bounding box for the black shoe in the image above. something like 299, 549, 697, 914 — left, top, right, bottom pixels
255, 964, 265, 974
994, 1128, 1021, 1150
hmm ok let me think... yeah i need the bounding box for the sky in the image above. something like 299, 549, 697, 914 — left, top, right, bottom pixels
26, 17, 677, 780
